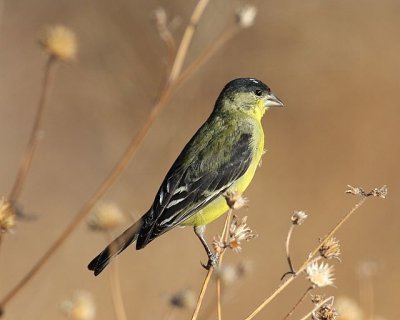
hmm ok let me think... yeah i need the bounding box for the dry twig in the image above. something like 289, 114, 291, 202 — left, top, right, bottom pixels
190, 209, 233, 320
0, 0, 213, 312
9, 57, 56, 203
243, 185, 387, 320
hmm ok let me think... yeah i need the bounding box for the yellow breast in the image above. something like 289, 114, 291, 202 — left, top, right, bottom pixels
181, 122, 264, 227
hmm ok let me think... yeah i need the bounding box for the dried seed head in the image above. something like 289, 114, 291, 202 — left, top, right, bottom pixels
311, 294, 325, 305
335, 296, 363, 320
60, 291, 95, 320
0, 197, 16, 233
306, 261, 335, 288
319, 237, 341, 261
225, 191, 248, 210
291, 210, 308, 225
312, 303, 338, 320
41, 25, 77, 61
169, 289, 196, 309
228, 215, 257, 252
236, 5, 257, 28
345, 185, 387, 198
87, 202, 125, 232
212, 235, 225, 254
371, 185, 387, 198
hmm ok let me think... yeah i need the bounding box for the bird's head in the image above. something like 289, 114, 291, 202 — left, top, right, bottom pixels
215, 78, 283, 120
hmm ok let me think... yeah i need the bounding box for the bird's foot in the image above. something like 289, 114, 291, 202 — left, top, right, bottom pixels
201, 252, 219, 270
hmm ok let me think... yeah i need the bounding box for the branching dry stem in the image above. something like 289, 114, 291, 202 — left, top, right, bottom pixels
154, 7, 177, 72
297, 296, 334, 320
191, 209, 233, 320
243, 186, 386, 320
216, 209, 233, 320
106, 234, 128, 320
9, 56, 56, 203
282, 286, 313, 320
176, 25, 239, 88
283, 224, 296, 278
168, 0, 210, 84
0, 0, 216, 312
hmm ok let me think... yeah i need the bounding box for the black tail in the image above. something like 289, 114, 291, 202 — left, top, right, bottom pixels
88, 218, 143, 276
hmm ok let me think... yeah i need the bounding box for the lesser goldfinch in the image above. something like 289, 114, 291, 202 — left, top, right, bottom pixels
88, 78, 283, 276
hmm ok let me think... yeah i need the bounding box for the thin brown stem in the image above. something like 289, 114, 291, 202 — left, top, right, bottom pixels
191, 209, 233, 320
191, 267, 214, 320
243, 192, 378, 320
9, 56, 56, 202
109, 262, 127, 320
284, 224, 295, 276
0, 0, 213, 312
154, 7, 177, 73
175, 25, 239, 88
282, 286, 313, 320
106, 234, 128, 320
168, 0, 210, 84
217, 209, 233, 320
0, 88, 173, 311
297, 296, 334, 320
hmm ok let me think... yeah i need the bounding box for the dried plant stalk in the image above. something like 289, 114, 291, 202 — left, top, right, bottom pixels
298, 296, 335, 320
243, 186, 386, 320
0, 0, 214, 311
9, 57, 56, 202
191, 209, 232, 320
216, 210, 233, 320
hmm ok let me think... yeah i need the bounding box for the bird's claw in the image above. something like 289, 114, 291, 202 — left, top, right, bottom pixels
201, 253, 219, 270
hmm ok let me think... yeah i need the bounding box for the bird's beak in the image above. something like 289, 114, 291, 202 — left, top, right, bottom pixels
265, 93, 284, 108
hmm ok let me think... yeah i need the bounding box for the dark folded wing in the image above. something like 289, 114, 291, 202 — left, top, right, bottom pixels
136, 129, 253, 249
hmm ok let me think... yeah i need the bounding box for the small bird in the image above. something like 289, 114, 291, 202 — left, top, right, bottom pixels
88, 78, 283, 275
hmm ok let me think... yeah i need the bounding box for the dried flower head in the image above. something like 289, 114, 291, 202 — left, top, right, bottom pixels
41, 25, 77, 61
319, 237, 341, 261
312, 303, 338, 320
335, 296, 363, 320
345, 185, 387, 198
0, 197, 16, 233
212, 235, 226, 254
169, 289, 196, 309
311, 294, 325, 305
87, 202, 125, 232
225, 191, 248, 210
306, 261, 335, 288
291, 210, 308, 225
236, 5, 257, 28
60, 291, 95, 320
228, 215, 257, 252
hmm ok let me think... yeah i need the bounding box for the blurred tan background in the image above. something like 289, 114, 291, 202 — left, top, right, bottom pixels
0, 0, 399, 319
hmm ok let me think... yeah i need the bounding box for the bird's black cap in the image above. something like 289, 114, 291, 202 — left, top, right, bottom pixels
221, 78, 271, 95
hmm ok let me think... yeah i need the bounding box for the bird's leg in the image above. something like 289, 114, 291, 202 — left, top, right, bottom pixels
194, 225, 219, 270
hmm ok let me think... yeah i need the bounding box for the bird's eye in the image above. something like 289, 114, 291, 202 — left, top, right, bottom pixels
255, 89, 263, 96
